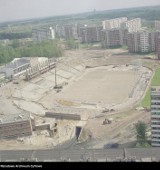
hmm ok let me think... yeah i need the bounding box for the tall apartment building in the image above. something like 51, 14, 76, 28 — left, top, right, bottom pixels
102, 17, 127, 30
64, 25, 78, 40
80, 26, 103, 43
101, 28, 128, 48
127, 32, 140, 52
156, 36, 160, 60
127, 31, 152, 53
32, 27, 55, 42
121, 18, 141, 32
155, 21, 160, 31
0, 113, 32, 139
55, 25, 65, 38
151, 86, 160, 147
140, 32, 150, 53
149, 32, 156, 52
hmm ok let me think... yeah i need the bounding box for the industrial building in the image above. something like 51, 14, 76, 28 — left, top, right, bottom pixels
102, 17, 127, 30
121, 18, 141, 32
101, 28, 128, 48
151, 86, 160, 147
79, 26, 103, 43
32, 27, 55, 42
0, 113, 32, 139
0, 58, 30, 80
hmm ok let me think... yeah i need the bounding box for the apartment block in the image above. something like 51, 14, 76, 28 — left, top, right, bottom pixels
156, 36, 160, 60
64, 25, 78, 40
55, 25, 65, 38
127, 31, 153, 53
149, 32, 156, 52
0, 113, 32, 139
151, 86, 160, 147
127, 32, 140, 52
102, 17, 127, 30
80, 26, 103, 43
121, 18, 141, 32
32, 27, 55, 42
155, 21, 160, 31
101, 28, 128, 48
140, 32, 149, 53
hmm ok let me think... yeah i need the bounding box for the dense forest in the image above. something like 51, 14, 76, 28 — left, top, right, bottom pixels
85, 6, 160, 21
0, 32, 31, 40
0, 40, 63, 64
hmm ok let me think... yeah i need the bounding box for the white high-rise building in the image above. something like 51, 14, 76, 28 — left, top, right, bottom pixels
121, 18, 141, 32
102, 17, 127, 30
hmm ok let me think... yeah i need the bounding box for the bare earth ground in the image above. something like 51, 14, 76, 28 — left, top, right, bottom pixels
0, 48, 157, 149
56, 67, 136, 104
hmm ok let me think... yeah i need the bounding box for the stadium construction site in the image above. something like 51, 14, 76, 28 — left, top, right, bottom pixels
0, 48, 155, 150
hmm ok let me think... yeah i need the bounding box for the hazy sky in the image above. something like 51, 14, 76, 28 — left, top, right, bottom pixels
0, 0, 160, 22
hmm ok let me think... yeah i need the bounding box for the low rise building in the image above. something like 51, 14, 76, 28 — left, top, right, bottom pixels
0, 58, 30, 80
0, 113, 32, 139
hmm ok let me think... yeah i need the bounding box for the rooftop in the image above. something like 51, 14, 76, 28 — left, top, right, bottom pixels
0, 113, 31, 125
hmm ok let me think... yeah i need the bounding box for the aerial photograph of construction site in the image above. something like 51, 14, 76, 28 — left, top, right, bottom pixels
0, 0, 160, 163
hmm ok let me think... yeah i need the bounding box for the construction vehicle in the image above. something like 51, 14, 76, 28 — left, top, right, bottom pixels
102, 118, 112, 125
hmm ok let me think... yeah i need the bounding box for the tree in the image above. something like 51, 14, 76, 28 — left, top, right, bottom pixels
11, 39, 20, 48
66, 39, 78, 49
135, 121, 147, 146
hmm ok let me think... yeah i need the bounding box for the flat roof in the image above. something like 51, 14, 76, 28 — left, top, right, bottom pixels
0, 113, 30, 125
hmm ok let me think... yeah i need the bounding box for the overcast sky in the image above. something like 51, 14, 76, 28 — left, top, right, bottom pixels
0, 0, 160, 23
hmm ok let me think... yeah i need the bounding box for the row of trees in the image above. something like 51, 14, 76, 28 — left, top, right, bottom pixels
0, 40, 63, 64
0, 32, 31, 40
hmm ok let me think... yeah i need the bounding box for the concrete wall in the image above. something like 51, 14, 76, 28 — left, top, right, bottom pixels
45, 112, 81, 120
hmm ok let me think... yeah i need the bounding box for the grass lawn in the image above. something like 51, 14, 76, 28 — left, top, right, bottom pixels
140, 68, 160, 108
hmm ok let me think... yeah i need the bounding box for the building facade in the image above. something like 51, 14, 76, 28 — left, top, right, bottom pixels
151, 86, 160, 147
127, 32, 140, 53
32, 27, 55, 42
127, 31, 153, 53
101, 28, 128, 48
121, 18, 141, 33
140, 32, 150, 53
156, 36, 160, 60
155, 21, 160, 31
0, 113, 32, 139
102, 17, 127, 30
80, 26, 103, 43
64, 25, 78, 40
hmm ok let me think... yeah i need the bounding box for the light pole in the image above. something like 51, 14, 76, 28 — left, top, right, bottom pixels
55, 63, 57, 88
